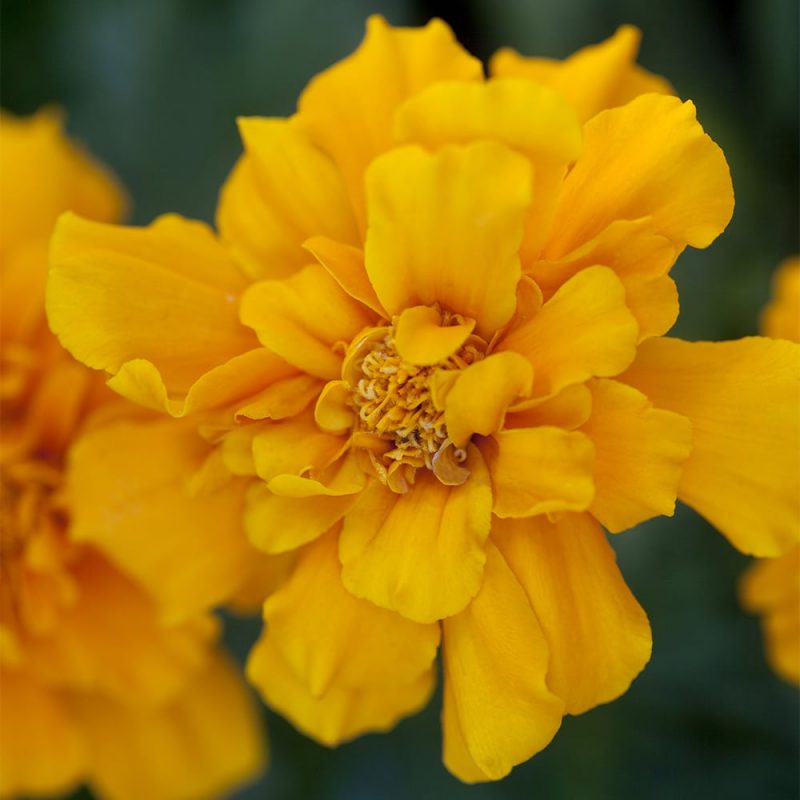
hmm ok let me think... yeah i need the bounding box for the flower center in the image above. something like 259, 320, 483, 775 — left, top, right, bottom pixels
343, 320, 485, 492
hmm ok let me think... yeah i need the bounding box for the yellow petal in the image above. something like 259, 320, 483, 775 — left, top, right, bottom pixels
545, 94, 733, 258
339, 446, 493, 623
622, 337, 800, 556
761, 256, 800, 342
0, 108, 125, 258
107, 347, 301, 418
624, 273, 680, 341
240, 262, 374, 380
24, 551, 215, 705
295, 15, 482, 230
0, 670, 85, 798
506, 383, 593, 431
580, 379, 692, 532
493, 513, 652, 713
499, 266, 638, 397
740, 546, 800, 685
490, 25, 672, 123
314, 380, 356, 434
217, 117, 358, 280
482, 428, 595, 518
527, 218, 680, 341
245, 485, 355, 555
393, 78, 582, 260
251, 415, 346, 483
48, 213, 256, 397
365, 141, 531, 337
245, 456, 365, 554
68, 417, 253, 623
531, 217, 678, 290
234, 374, 321, 422
72, 653, 266, 800
303, 236, 385, 316
247, 632, 435, 747
442, 542, 563, 782
394, 305, 475, 366
444, 352, 533, 447
263, 530, 439, 697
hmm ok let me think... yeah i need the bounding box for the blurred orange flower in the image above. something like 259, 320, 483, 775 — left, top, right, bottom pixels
0, 110, 265, 799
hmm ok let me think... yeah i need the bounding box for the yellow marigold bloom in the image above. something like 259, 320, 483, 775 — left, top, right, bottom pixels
0, 110, 265, 799
739, 257, 800, 686
46, 18, 800, 782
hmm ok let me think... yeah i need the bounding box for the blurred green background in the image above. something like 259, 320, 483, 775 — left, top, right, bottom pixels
3, 0, 798, 798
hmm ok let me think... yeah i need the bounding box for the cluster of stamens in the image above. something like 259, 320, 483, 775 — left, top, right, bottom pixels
346, 317, 485, 490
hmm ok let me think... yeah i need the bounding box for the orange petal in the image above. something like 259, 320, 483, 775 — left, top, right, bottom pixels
444, 352, 533, 447
490, 25, 672, 123
580, 379, 692, 532
622, 337, 800, 556
442, 542, 563, 782
295, 15, 482, 231
240, 262, 375, 380
339, 447, 492, 622
482, 427, 595, 518
544, 94, 733, 258
394, 305, 475, 366
365, 142, 531, 337
498, 266, 638, 397
493, 513, 652, 713
217, 117, 358, 280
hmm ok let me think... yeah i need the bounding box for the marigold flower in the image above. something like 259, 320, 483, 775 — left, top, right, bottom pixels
0, 110, 265, 798
739, 257, 800, 686
46, 19, 800, 782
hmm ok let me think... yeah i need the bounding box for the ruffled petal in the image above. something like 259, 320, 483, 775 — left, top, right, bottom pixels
490, 25, 672, 123
245, 456, 365, 554
544, 94, 733, 258
295, 15, 482, 230
107, 348, 302, 418
393, 78, 582, 259
493, 514, 652, 713
262, 530, 439, 696
47, 213, 256, 399
0, 670, 85, 798
339, 447, 493, 623
482, 428, 595, 518
71, 653, 266, 800
444, 352, 533, 447
621, 337, 800, 556
442, 542, 563, 782
240, 262, 375, 380
528, 218, 680, 340
580, 379, 692, 532
364, 141, 531, 337
67, 417, 253, 623
506, 383, 592, 431
498, 266, 638, 397
303, 236, 385, 315
394, 305, 475, 366
247, 632, 434, 747
217, 118, 358, 280
250, 415, 346, 483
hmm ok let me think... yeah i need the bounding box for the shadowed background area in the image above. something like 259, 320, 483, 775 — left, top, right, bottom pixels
3, 0, 798, 798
